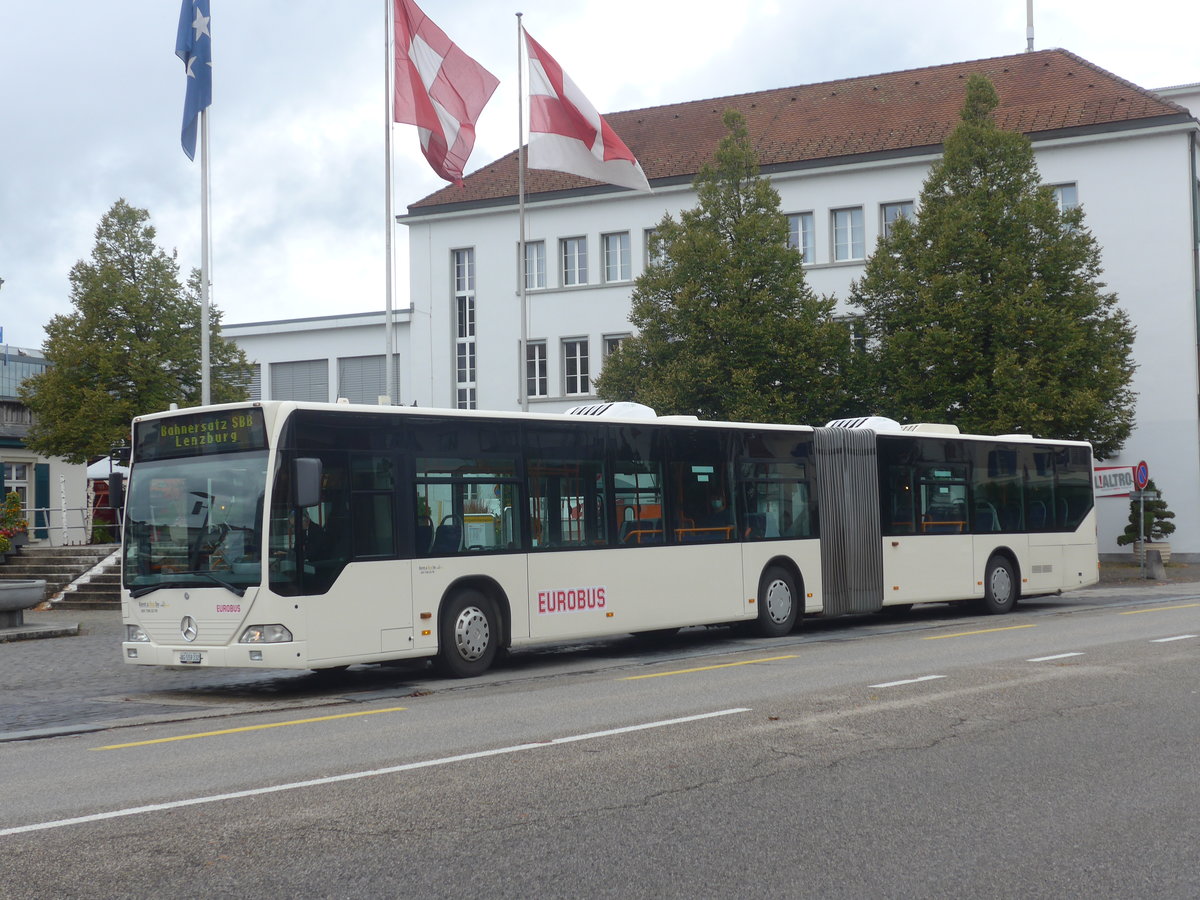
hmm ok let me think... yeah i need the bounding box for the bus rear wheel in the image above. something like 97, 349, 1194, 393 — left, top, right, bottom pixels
756, 566, 799, 637
978, 555, 1017, 615
435, 589, 499, 678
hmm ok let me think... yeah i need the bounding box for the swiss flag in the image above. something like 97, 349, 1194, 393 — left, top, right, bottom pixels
525, 31, 651, 193
394, 0, 499, 185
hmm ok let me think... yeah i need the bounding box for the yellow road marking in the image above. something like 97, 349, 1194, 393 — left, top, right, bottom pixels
93, 706, 408, 750
622, 655, 797, 680
1119, 602, 1200, 616
923, 624, 1036, 640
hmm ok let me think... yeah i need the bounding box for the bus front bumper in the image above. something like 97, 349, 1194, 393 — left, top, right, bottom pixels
121, 641, 309, 668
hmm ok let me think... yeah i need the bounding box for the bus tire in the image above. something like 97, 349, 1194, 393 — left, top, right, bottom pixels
756, 566, 799, 637
979, 555, 1017, 615
435, 589, 499, 678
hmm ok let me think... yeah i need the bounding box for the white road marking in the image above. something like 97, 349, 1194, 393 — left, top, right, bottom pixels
869, 675, 945, 689
1149, 634, 1197, 643
0, 708, 751, 837
1027, 652, 1085, 662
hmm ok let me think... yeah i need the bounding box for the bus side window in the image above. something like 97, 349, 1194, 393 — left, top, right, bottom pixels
670, 462, 733, 543
882, 466, 915, 535
736, 461, 811, 542
349, 453, 395, 558
528, 460, 607, 550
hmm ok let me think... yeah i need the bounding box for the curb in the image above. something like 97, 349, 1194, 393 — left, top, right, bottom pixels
0, 622, 80, 643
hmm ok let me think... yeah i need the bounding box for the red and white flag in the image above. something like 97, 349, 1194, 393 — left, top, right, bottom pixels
393, 0, 499, 185
524, 31, 651, 192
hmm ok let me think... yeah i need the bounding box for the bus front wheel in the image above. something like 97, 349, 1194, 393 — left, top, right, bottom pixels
756, 566, 799, 637
978, 555, 1017, 615
435, 589, 499, 677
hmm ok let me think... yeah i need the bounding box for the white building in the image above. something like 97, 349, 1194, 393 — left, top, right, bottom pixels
0, 348, 89, 546
224, 310, 407, 406
226, 49, 1200, 558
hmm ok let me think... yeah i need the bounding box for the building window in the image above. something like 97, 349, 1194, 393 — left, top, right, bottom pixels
2, 463, 28, 519
270, 359, 329, 402
1051, 183, 1078, 212
837, 314, 868, 354
523, 240, 546, 290
881, 201, 914, 239
604, 334, 629, 358
832, 207, 864, 261
787, 212, 815, 264
645, 228, 665, 268
454, 248, 477, 410
603, 232, 631, 282
563, 339, 590, 396
561, 237, 588, 286
526, 341, 548, 398
338, 354, 401, 405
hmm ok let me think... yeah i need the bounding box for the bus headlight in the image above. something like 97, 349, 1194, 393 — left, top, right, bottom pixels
126, 625, 150, 643
239, 624, 293, 643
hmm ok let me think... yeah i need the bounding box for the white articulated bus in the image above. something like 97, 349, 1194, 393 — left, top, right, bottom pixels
119, 401, 1098, 676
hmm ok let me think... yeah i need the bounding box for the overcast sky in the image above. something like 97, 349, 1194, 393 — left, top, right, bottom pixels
1, 0, 1196, 350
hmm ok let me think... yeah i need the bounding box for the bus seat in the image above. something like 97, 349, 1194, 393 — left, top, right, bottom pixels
414, 517, 433, 554
620, 518, 662, 544
973, 502, 999, 532
916, 508, 964, 535
431, 516, 462, 554
745, 513, 766, 540
618, 520, 636, 544
1029, 501, 1048, 530
1000, 503, 1022, 531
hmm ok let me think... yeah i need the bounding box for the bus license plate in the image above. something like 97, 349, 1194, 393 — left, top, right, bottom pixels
178, 651, 203, 664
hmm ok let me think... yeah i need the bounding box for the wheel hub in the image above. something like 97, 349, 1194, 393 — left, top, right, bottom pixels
764, 579, 793, 624
453, 606, 490, 661
990, 567, 1012, 603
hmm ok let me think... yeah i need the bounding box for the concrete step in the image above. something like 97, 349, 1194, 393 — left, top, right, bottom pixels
0, 543, 122, 610
55, 594, 120, 610
5, 545, 117, 562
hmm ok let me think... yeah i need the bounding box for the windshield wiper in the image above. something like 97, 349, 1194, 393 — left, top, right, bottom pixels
130, 571, 246, 598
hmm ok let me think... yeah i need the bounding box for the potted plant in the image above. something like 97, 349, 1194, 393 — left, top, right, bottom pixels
1116, 478, 1176, 563
1, 491, 28, 554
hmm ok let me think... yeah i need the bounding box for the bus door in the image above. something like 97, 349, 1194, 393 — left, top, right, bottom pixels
886, 461, 974, 603
525, 457, 622, 639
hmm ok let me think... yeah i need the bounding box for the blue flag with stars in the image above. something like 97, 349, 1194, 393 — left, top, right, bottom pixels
175, 0, 212, 161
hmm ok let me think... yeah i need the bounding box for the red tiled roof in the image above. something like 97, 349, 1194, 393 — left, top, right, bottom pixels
408, 49, 1190, 214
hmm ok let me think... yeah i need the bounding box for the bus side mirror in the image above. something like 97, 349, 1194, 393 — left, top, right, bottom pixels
109, 472, 125, 510
294, 458, 322, 509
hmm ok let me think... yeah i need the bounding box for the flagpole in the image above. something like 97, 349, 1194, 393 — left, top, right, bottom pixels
200, 105, 211, 407
517, 12, 528, 413
383, 0, 396, 406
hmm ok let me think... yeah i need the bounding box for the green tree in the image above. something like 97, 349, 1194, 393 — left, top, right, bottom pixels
596, 110, 854, 424
1116, 478, 1176, 546
850, 75, 1136, 458
20, 199, 251, 463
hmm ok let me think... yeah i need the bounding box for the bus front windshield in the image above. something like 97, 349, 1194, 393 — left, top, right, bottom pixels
122, 450, 269, 596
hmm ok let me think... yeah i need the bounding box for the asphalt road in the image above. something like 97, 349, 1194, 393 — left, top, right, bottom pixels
2, 582, 1199, 897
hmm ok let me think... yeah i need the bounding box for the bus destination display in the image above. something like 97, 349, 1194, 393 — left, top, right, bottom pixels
136, 409, 267, 461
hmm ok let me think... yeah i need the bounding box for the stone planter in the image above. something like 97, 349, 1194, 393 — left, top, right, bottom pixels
1133, 541, 1172, 565
0, 579, 47, 628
